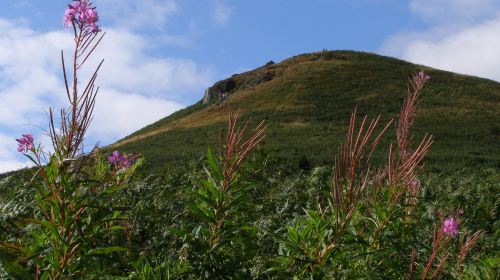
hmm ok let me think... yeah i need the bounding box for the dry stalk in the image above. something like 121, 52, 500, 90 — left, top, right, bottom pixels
421, 223, 452, 280
386, 71, 433, 205
330, 108, 392, 236
50, 27, 105, 166
221, 108, 267, 191
457, 230, 485, 274
409, 247, 416, 280
371, 72, 432, 204
208, 108, 267, 246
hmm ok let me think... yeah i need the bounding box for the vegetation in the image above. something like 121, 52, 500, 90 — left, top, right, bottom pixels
0, 1, 498, 279
1, 164, 498, 279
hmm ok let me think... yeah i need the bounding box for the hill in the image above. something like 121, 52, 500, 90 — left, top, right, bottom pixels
111, 50, 500, 172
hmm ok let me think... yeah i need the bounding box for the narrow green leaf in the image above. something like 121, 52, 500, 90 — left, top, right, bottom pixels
87, 246, 128, 255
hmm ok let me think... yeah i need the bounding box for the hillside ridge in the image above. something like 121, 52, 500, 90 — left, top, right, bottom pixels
112, 50, 500, 171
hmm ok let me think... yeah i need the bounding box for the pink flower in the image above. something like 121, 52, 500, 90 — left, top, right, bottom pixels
85, 8, 98, 25
63, 8, 76, 27
16, 134, 34, 153
69, 0, 83, 10
108, 151, 131, 169
409, 178, 420, 190
414, 70, 431, 87
70, 0, 88, 16
443, 217, 458, 237
63, 0, 100, 32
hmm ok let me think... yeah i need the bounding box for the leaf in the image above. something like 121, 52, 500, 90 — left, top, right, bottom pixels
26, 219, 61, 242
190, 188, 215, 206
104, 184, 127, 194
40, 271, 50, 280
186, 201, 216, 223
104, 225, 125, 232
0, 249, 31, 280
87, 246, 128, 255
24, 154, 40, 167
206, 147, 223, 181
226, 193, 246, 210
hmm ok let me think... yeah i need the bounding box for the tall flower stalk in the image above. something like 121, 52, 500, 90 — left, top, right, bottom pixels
178, 108, 267, 277
53, 0, 104, 160
0, 1, 141, 279
275, 71, 439, 278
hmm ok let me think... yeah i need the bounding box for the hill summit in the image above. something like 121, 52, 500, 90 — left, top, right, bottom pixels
112, 50, 500, 172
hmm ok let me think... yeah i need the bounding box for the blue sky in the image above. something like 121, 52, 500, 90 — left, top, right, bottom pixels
1, 0, 500, 171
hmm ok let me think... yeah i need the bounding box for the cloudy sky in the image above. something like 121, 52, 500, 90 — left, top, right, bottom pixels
0, 0, 499, 172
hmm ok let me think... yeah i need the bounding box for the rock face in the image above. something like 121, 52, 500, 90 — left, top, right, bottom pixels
203, 78, 236, 103
203, 70, 275, 104
242, 72, 273, 88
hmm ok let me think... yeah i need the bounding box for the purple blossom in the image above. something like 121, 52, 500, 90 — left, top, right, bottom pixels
414, 70, 431, 86
108, 151, 131, 169
16, 134, 34, 153
85, 8, 99, 24
409, 178, 420, 190
63, 0, 100, 32
443, 217, 458, 237
63, 8, 76, 27
69, 0, 84, 10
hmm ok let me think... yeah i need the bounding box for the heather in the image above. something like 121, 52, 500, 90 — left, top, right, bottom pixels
0, 1, 499, 279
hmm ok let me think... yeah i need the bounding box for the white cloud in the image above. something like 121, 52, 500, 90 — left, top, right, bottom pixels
0, 19, 69, 127
213, 2, 232, 27
90, 89, 183, 142
98, 0, 177, 30
98, 0, 203, 48
0, 160, 28, 173
381, 1, 500, 82
410, 0, 499, 23
87, 28, 213, 100
398, 16, 500, 81
0, 18, 213, 172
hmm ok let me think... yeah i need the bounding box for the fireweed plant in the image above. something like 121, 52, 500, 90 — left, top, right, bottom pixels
173, 109, 267, 278
272, 72, 486, 279
0, 1, 141, 279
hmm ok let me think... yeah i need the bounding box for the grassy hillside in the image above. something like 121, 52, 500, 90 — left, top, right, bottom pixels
112, 50, 500, 172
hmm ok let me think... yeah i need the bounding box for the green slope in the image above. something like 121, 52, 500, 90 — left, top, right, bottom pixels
112, 50, 500, 172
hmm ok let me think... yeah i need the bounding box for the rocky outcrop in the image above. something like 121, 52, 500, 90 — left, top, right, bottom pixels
203, 71, 275, 104
203, 78, 236, 103
241, 72, 273, 88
